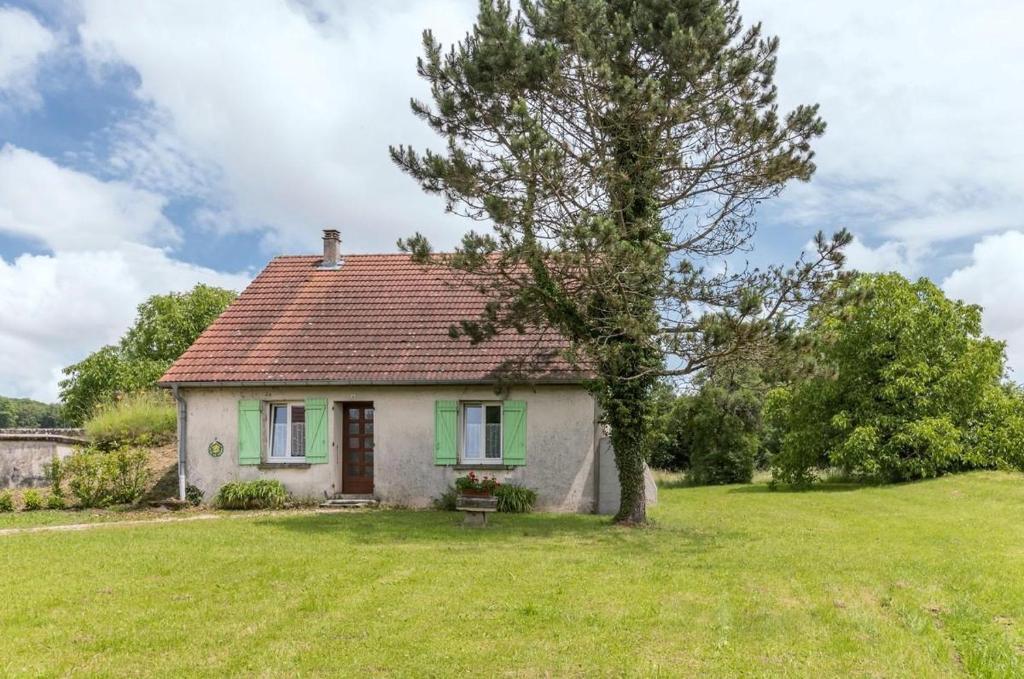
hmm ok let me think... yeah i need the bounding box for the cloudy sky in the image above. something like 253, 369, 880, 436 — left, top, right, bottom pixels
0, 0, 1021, 401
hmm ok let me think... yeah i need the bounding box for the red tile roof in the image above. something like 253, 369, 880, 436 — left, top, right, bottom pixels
159, 255, 580, 385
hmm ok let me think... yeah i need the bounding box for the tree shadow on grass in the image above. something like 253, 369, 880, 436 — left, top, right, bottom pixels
657, 478, 865, 494
726, 482, 866, 495
255, 508, 733, 554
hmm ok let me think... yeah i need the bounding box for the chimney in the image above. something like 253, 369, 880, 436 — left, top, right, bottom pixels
319, 229, 342, 269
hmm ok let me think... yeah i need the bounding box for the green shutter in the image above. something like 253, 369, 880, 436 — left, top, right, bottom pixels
434, 400, 457, 465
503, 400, 526, 466
238, 400, 261, 465
304, 398, 328, 463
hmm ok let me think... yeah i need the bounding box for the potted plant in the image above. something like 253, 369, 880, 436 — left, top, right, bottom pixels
455, 471, 499, 497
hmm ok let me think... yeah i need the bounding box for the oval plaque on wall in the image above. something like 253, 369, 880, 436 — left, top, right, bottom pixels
208, 440, 224, 457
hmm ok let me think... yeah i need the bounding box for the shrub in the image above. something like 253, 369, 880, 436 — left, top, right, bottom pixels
495, 484, 537, 513
433, 486, 458, 511
45, 493, 66, 510
648, 394, 694, 471
22, 489, 44, 511
44, 456, 65, 499
106, 448, 150, 504
84, 391, 177, 450
65, 447, 150, 508
185, 484, 204, 507
216, 480, 288, 510
684, 385, 759, 486
0, 490, 12, 512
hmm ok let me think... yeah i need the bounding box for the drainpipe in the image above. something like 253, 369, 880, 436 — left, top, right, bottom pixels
592, 397, 602, 514
171, 385, 187, 502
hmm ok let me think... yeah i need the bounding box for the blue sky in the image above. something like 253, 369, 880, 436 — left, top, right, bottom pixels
1, 0, 1023, 400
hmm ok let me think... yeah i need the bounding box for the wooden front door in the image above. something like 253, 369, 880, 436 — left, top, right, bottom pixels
341, 402, 374, 494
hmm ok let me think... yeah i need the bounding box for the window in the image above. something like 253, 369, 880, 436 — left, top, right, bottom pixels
269, 403, 306, 460
462, 403, 501, 463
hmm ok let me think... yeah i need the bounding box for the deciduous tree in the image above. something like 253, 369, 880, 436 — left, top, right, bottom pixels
59, 284, 236, 424
770, 273, 1019, 484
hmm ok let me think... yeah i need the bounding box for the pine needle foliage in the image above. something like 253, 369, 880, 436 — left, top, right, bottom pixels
392, 0, 849, 522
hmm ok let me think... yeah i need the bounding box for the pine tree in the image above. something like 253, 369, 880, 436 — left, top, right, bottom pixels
391, 0, 849, 523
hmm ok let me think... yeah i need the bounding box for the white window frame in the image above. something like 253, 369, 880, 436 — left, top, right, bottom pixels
460, 401, 503, 464
268, 402, 307, 462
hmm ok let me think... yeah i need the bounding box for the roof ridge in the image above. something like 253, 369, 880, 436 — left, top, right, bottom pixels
271, 252, 434, 260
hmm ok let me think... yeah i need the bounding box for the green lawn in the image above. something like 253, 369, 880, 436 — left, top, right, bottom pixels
2, 473, 1023, 677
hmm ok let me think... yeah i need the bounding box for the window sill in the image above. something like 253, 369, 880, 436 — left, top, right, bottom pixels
452, 464, 516, 471
258, 462, 311, 470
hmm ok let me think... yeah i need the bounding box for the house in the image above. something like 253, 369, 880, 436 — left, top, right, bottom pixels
159, 230, 655, 513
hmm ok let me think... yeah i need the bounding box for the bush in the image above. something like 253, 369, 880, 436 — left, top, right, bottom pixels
649, 394, 694, 471
84, 391, 177, 450
0, 490, 13, 512
22, 489, 44, 511
495, 484, 538, 513
684, 385, 759, 485
216, 480, 288, 510
185, 484, 204, 507
65, 447, 150, 508
44, 456, 65, 499
433, 486, 458, 511
45, 494, 66, 510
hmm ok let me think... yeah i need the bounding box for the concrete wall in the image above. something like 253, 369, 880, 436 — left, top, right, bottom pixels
180, 384, 610, 512
0, 430, 85, 489
596, 435, 658, 515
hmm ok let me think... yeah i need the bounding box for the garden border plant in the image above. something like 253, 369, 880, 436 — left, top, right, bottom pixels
216, 479, 288, 510
494, 484, 538, 513
64, 446, 150, 508
21, 489, 44, 511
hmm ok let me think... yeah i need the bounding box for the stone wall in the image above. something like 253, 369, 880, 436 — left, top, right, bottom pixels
0, 429, 86, 489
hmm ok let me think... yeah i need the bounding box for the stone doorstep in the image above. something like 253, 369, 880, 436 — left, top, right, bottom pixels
318, 494, 379, 509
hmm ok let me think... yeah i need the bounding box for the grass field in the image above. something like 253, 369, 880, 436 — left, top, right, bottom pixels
2, 472, 1022, 677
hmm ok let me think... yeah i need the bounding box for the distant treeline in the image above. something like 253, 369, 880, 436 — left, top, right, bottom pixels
0, 396, 65, 428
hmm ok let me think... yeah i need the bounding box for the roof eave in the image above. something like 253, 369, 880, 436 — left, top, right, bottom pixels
158, 376, 590, 389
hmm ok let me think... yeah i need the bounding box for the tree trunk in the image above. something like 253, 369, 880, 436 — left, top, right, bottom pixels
609, 405, 647, 524
601, 353, 657, 525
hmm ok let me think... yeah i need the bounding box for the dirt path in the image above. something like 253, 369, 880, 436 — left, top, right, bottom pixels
0, 513, 221, 537
0, 507, 341, 537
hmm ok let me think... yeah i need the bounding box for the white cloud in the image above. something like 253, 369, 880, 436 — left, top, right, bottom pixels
0, 245, 250, 401
744, 0, 1024, 251
0, 6, 57, 107
77, 0, 476, 253
942, 231, 1024, 379
843, 236, 922, 276
0, 144, 177, 251
0, 145, 249, 401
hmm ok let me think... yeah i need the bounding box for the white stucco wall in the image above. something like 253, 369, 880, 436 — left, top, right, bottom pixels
179, 384, 609, 512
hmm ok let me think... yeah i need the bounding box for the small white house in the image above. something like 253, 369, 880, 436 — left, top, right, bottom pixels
159, 230, 655, 513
